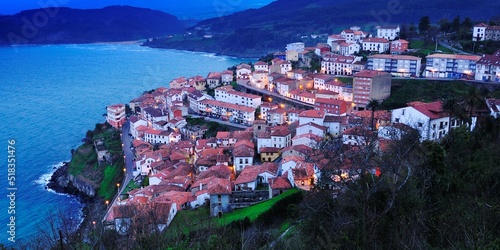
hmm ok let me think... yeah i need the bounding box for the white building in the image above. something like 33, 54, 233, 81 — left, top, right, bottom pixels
188, 90, 214, 114
221, 70, 234, 85
321, 54, 362, 75
390, 101, 476, 141
270, 58, 292, 74
485, 98, 500, 118
254, 61, 269, 72
425, 54, 480, 79
141, 107, 169, 127
475, 50, 500, 82
362, 38, 390, 53
376, 25, 400, 41
144, 129, 180, 145
236, 63, 252, 79
214, 85, 262, 109
472, 23, 500, 41
340, 26, 369, 42
233, 145, 254, 172
298, 110, 325, 126
338, 42, 360, 56
199, 99, 256, 126
367, 54, 422, 77
296, 122, 327, 137
106, 104, 126, 129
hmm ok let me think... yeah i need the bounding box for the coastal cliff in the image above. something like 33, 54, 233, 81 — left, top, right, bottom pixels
47, 162, 98, 198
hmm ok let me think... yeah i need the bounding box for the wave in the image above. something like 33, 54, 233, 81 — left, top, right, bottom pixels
34, 161, 67, 187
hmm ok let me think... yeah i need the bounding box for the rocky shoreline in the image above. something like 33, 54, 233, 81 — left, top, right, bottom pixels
46, 162, 107, 244
47, 162, 98, 198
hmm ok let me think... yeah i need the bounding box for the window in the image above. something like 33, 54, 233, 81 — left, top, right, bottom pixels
418, 122, 423, 127
239, 159, 242, 164
245, 159, 249, 164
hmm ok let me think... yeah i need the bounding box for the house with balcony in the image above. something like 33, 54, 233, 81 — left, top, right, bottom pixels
474, 50, 500, 82
424, 54, 480, 79
367, 54, 422, 77
106, 104, 126, 129
321, 54, 362, 75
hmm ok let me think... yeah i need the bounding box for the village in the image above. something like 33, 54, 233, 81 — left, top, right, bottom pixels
101, 24, 500, 234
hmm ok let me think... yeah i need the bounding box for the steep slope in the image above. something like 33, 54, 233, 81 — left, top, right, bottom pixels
144, 0, 499, 57
0, 6, 186, 45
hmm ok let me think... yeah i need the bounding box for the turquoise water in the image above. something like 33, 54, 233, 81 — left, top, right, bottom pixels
0, 44, 246, 246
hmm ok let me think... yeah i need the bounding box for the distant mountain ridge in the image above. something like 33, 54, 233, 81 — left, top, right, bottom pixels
0, 5, 186, 45
144, 0, 500, 57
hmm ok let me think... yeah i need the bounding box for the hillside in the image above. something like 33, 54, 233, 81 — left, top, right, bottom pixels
0, 6, 186, 45
144, 0, 500, 57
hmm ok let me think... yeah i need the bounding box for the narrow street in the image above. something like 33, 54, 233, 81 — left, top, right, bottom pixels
103, 120, 133, 222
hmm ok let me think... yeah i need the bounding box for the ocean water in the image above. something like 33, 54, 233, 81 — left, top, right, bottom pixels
0, 44, 247, 246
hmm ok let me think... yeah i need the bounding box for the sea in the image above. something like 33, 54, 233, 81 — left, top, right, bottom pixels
0, 43, 248, 246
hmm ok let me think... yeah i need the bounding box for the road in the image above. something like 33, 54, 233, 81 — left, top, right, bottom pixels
102, 120, 134, 222
438, 40, 472, 55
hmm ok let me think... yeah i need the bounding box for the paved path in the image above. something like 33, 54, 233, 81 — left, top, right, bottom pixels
438, 40, 472, 55
102, 120, 133, 222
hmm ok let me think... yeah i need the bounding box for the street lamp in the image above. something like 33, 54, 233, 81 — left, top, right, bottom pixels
105, 200, 109, 206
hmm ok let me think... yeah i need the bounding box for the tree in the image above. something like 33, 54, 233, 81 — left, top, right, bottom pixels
438, 18, 451, 33
408, 23, 417, 41
461, 17, 473, 31
366, 99, 380, 131
442, 98, 467, 141
464, 86, 482, 128
418, 16, 431, 34
451, 15, 461, 33
399, 23, 408, 40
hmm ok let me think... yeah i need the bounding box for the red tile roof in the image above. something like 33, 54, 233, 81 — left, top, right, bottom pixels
269, 176, 292, 189
299, 110, 325, 118
363, 38, 389, 43
407, 101, 447, 119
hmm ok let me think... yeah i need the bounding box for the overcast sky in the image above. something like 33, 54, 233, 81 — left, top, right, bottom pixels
0, 0, 275, 19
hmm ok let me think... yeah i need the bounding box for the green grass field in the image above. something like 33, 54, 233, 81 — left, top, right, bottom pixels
166, 188, 302, 237
216, 188, 302, 226
410, 39, 453, 54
